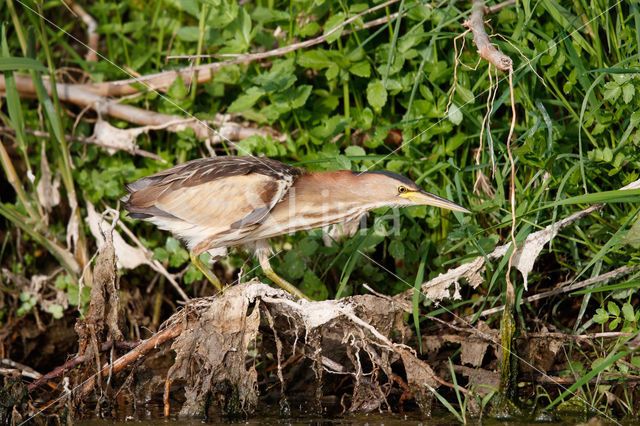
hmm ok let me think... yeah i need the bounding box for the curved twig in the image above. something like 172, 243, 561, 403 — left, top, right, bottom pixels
464, 0, 513, 71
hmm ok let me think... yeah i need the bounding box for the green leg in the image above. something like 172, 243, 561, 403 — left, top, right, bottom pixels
190, 251, 222, 291
258, 252, 311, 301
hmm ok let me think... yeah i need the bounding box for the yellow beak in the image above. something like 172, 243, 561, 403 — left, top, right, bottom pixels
400, 190, 471, 213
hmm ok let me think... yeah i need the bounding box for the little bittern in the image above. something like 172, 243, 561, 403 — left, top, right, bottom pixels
123, 156, 469, 300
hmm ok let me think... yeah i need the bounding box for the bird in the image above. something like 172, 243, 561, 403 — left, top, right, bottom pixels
122, 156, 470, 301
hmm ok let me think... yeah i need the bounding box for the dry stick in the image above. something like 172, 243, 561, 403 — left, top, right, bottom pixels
27, 341, 138, 392
0, 126, 162, 161
486, 0, 516, 14
78, 324, 184, 397
78, 0, 403, 98
478, 265, 637, 317
0, 75, 278, 143
62, 0, 98, 62
0, 75, 212, 139
524, 331, 634, 340
464, 0, 513, 71
446, 0, 512, 116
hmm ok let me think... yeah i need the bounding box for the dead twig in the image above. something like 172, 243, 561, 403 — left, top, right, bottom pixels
0, 126, 163, 161
27, 340, 138, 392
77, 0, 403, 97
0, 74, 212, 139
486, 0, 516, 14
78, 324, 184, 396
478, 265, 637, 317
0, 74, 280, 143
62, 0, 99, 62
464, 0, 513, 71
523, 331, 635, 340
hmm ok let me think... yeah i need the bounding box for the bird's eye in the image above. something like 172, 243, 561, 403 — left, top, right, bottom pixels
398, 186, 408, 194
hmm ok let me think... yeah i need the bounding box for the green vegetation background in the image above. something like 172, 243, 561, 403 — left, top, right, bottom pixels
1, 0, 640, 411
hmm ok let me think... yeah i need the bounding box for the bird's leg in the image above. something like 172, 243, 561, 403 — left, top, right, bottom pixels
257, 249, 311, 301
189, 251, 222, 291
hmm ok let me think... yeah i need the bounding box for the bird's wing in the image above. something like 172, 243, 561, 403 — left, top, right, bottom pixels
123, 157, 301, 252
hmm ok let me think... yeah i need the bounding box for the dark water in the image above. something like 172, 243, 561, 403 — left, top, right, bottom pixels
71, 401, 623, 426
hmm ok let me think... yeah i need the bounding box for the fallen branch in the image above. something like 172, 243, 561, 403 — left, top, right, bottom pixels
486, 0, 516, 14
0, 74, 212, 139
27, 341, 138, 392
76, 0, 404, 97
0, 74, 281, 142
78, 324, 184, 396
0, 126, 163, 161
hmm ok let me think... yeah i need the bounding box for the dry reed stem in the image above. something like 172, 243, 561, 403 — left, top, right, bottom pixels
478, 265, 636, 317
62, 0, 98, 62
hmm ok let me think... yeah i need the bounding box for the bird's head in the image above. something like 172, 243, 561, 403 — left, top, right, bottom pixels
354, 170, 470, 213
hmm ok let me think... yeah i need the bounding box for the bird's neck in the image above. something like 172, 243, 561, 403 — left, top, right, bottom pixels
257, 171, 385, 236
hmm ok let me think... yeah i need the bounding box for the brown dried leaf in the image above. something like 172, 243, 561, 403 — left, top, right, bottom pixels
93, 119, 145, 155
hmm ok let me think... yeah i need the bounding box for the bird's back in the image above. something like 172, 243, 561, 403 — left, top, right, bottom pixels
123, 156, 304, 253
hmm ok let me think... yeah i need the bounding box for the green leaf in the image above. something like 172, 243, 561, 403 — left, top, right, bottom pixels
593, 308, 609, 324
299, 270, 328, 301
228, 87, 265, 113
622, 83, 635, 104
336, 154, 351, 169
281, 250, 305, 280
345, 145, 366, 157
388, 240, 405, 259
207, 0, 239, 29
297, 50, 331, 70
609, 317, 620, 330
607, 301, 620, 316
288, 85, 312, 109
166, 237, 181, 253
621, 302, 635, 322
325, 63, 339, 80
0, 56, 48, 72
168, 75, 188, 99
251, 6, 289, 23
323, 13, 345, 43
184, 265, 203, 284
447, 104, 463, 125
367, 80, 387, 111
603, 82, 621, 102
153, 247, 169, 262
252, 61, 297, 92
349, 61, 371, 78
298, 238, 319, 256
543, 189, 640, 207
48, 304, 64, 319
310, 115, 350, 141
168, 247, 189, 268
297, 22, 320, 37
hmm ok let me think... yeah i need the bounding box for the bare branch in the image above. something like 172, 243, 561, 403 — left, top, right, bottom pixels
486, 0, 516, 14
75, 0, 403, 97
464, 0, 513, 71
0, 75, 280, 142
